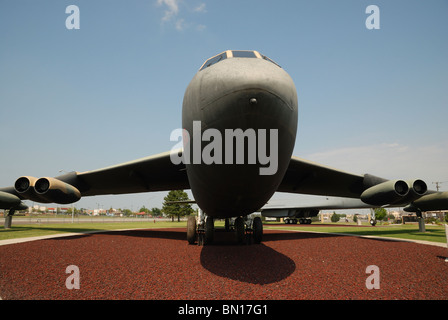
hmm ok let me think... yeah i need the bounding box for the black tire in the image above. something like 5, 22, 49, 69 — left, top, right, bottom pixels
187, 216, 197, 244
205, 216, 214, 245
225, 218, 230, 232
253, 217, 263, 244
235, 217, 245, 244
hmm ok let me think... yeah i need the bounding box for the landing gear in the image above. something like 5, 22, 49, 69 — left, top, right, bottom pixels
187, 215, 197, 244
234, 215, 263, 244
252, 216, 263, 244
284, 217, 311, 224
416, 209, 425, 232
4, 209, 15, 229
369, 208, 377, 226
187, 212, 263, 245
205, 216, 214, 244
224, 218, 230, 232
235, 217, 245, 244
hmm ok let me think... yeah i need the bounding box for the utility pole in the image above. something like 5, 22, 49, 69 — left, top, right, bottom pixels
432, 181, 448, 225
432, 181, 447, 192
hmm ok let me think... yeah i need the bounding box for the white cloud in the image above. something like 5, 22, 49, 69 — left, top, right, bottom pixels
175, 18, 186, 31
303, 142, 448, 187
157, 0, 180, 22
194, 3, 206, 13
156, 0, 206, 31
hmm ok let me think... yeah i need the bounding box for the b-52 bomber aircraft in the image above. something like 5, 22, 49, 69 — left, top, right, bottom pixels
1, 50, 447, 245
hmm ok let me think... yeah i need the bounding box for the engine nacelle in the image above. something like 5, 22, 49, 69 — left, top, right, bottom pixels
34, 177, 81, 204
406, 179, 427, 199
261, 208, 291, 218
14, 176, 46, 203
404, 191, 448, 212
0, 191, 28, 210
360, 180, 409, 206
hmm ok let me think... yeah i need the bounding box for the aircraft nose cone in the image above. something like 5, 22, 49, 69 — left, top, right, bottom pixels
184, 56, 298, 116
182, 57, 299, 218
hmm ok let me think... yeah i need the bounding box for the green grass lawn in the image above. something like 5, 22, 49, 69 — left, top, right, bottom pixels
264, 222, 448, 244
0, 219, 187, 241
1, 217, 447, 245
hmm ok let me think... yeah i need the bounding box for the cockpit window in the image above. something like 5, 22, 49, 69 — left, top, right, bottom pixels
199, 50, 281, 71
261, 55, 281, 68
231, 50, 257, 58
199, 52, 227, 71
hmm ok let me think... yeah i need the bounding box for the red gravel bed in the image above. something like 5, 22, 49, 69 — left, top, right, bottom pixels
0, 228, 447, 300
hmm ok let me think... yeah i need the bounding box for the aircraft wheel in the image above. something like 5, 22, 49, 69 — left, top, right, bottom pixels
235, 217, 245, 244
187, 216, 197, 245
205, 216, 214, 244
253, 217, 263, 244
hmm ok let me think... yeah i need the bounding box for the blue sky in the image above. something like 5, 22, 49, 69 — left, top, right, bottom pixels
1, 0, 447, 211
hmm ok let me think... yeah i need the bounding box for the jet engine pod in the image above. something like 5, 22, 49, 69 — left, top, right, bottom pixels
408, 179, 427, 197
0, 191, 27, 209
34, 177, 81, 204
14, 176, 46, 202
360, 180, 409, 206
15, 176, 37, 194
395, 179, 428, 205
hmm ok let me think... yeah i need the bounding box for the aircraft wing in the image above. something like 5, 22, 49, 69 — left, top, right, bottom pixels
72, 150, 189, 197
263, 196, 372, 211
0, 150, 189, 209
260, 195, 373, 219
277, 156, 448, 211
278, 156, 370, 198
2, 150, 447, 213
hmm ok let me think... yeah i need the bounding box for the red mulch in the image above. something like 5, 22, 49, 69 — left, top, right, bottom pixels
0, 228, 447, 300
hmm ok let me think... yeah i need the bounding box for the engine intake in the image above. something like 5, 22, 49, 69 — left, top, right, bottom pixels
408, 179, 427, 196
15, 176, 37, 194
34, 177, 81, 204
360, 180, 409, 206
14, 176, 46, 202
361, 179, 428, 206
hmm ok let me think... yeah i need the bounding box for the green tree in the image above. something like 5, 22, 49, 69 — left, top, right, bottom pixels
139, 206, 150, 214
151, 207, 162, 217
122, 209, 132, 216
386, 213, 396, 223
374, 208, 388, 221
162, 190, 194, 222
331, 212, 340, 223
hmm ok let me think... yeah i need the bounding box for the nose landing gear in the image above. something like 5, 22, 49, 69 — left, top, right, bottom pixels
187, 211, 263, 245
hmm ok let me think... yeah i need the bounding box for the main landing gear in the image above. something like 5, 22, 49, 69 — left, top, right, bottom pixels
187, 210, 263, 245
284, 217, 312, 224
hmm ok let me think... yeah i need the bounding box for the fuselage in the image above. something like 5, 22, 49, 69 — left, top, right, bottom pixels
182, 50, 298, 218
